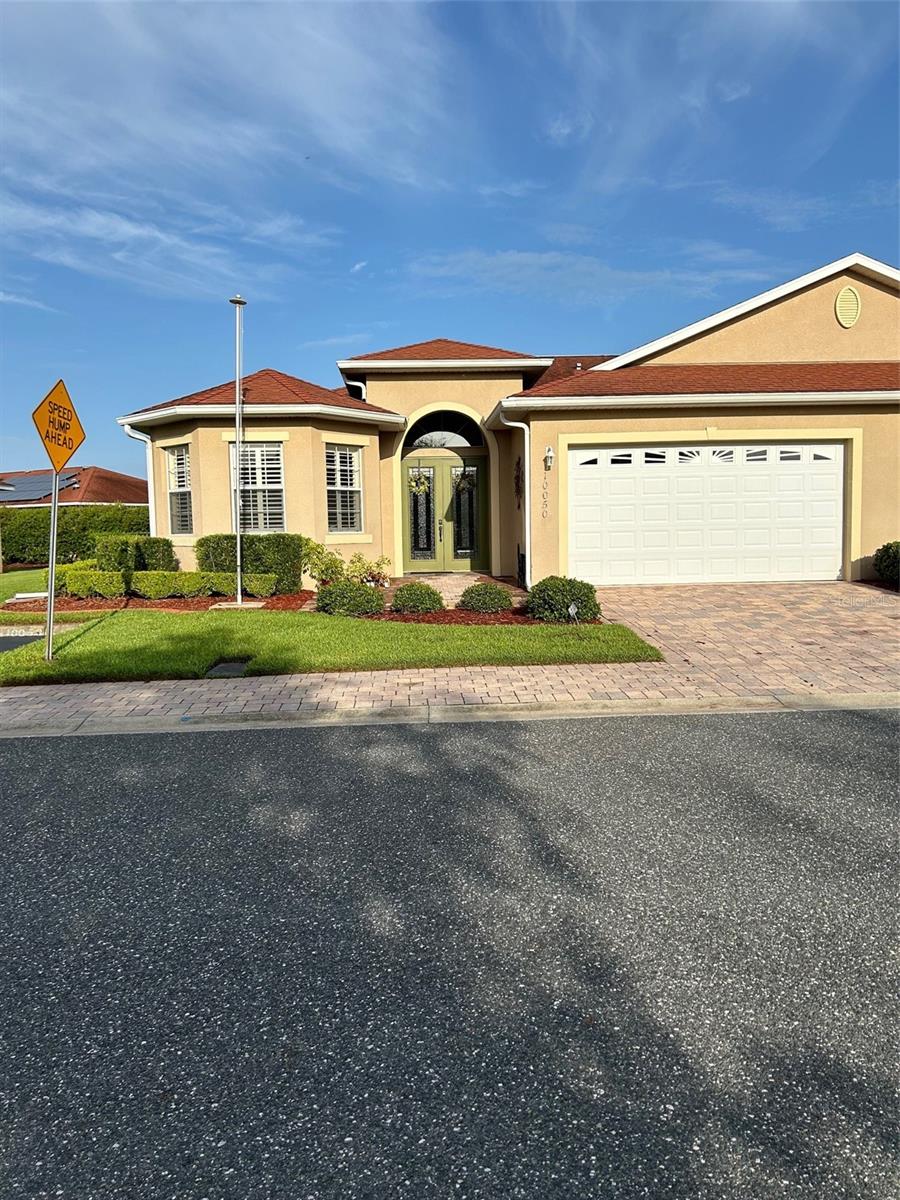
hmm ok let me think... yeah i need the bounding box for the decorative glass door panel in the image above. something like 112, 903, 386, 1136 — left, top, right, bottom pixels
403, 456, 488, 572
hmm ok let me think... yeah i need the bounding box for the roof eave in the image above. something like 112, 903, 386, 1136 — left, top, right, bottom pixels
595, 253, 900, 372
118, 404, 406, 430
338, 357, 553, 375
486, 389, 900, 425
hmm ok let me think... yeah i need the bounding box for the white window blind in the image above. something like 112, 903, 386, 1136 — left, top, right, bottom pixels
230, 442, 285, 532
325, 444, 362, 533
166, 444, 193, 535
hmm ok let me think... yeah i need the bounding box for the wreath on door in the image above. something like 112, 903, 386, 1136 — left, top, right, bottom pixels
408, 470, 431, 496
453, 471, 475, 494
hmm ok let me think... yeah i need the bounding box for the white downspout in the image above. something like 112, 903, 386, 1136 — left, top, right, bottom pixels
122, 424, 157, 535
498, 405, 532, 588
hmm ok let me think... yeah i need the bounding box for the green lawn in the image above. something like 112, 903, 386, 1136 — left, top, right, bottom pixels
0, 609, 662, 686
0, 609, 98, 626
0, 567, 46, 602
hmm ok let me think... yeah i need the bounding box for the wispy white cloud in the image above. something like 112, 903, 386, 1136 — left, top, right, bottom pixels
0, 290, 57, 312
708, 179, 900, 232
543, 111, 595, 148
409, 249, 773, 307
540, 222, 598, 247
350, 261, 368, 274
300, 332, 374, 350
477, 180, 545, 200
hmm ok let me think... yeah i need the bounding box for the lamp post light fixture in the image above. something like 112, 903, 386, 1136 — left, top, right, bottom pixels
229, 294, 247, 605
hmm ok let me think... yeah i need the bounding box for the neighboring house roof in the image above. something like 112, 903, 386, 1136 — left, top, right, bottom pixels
119, 367, 405, 428
0, 466, 148, 506
597, 252, 900, 371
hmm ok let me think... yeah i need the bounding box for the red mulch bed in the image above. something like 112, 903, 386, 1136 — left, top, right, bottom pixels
7, 591, 316, 613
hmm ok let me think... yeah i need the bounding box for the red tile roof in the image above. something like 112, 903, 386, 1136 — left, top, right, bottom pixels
526, 355, 614, 389
514, 360, 900, 399
0, 467, 148, 505
131, 368, 399, 416
345, 338, 534, 362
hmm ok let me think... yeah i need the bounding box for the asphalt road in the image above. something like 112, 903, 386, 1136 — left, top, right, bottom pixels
1, 709, 897, 1200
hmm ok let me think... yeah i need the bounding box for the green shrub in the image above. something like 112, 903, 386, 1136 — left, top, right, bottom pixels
391, 582, 444, 614
195, 533, 308, 593
872, 540, 900, 588
306, 542, 347, 586
525, 575, 600, 623
131, 571, 184, 600
93, 533, 177, 575
65, 569, 127, 600
204, 572, 237, 596
134, 537, 178, 571
458, 582, 513, 613
316, 580, 384, 616
0, 503, 149, 565
43, 559, 98, 594
346, 552, 392, 586
243, 573, 277, 598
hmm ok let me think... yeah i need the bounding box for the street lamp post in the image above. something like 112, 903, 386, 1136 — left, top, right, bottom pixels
229, 295, 247, 605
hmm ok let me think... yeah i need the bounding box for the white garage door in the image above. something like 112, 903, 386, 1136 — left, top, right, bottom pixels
568, 442, 844, 584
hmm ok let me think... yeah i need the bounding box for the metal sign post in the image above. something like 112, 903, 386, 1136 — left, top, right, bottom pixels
44, 470, 60, 660
31, 380, 85, 662
229, 295, 247, 606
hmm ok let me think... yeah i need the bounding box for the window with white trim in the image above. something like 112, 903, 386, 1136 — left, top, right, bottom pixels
166, 444, 193, 535
325, 443, 363, 533
230, 442, 285, 532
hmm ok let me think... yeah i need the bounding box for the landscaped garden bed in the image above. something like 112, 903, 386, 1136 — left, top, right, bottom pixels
7, 592, 316, 612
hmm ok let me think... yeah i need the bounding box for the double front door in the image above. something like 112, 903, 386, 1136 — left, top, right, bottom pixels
403, 454, 488, 572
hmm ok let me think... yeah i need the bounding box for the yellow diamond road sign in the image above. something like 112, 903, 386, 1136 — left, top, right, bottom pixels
32, 380, 85, 473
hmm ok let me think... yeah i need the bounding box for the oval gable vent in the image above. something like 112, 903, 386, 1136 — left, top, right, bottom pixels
835, 285, 861, 328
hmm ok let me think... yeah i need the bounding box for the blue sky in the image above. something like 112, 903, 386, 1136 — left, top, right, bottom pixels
2, 0, 898, 475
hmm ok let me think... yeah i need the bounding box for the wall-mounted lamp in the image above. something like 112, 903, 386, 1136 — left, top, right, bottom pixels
544, 445, 555, 472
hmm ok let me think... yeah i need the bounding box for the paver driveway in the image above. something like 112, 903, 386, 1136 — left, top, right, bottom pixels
1, 710, 897, 1198
0, 582, 897, 733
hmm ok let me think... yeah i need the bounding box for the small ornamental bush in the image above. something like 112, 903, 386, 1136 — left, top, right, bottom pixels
525, 575, 600, 623
93, 533, 177, 574
391, 582, 444, 614
135, 537, 178, 571
316, 580, 385, 616
872, 540, 899, 589
306, 543, 347, 587
346, 552, 392, 587
65, 569, 127, 600
458, 582, 513, 613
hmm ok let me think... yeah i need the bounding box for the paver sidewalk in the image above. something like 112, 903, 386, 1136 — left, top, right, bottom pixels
1, 583, 897, 735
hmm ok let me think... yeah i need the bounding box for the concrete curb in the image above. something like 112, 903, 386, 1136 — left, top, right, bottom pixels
1, 690, 897, 740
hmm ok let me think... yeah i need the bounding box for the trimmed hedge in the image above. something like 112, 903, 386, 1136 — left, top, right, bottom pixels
94, 533, 177, 572
195, 533, 308, 594
458, 582, 513, 613
316, 580, 385, 616
66, 570, 127, 600
391, 582, 444, 614
525, 576, 600, 623
0, 504, 149, 565
130, 571, 276, 599
872, 540, 899, 588
43, 559, 98, 594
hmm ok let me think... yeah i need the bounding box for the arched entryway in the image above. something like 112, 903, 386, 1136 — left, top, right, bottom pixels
400, 411, 490, 573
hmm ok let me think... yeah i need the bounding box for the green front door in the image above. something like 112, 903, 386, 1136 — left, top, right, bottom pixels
403, 455, 489, 572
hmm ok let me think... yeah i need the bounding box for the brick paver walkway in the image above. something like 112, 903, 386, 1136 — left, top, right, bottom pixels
1, 583, 897, 734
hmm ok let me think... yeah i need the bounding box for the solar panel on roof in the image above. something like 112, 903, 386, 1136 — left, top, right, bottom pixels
0, 471, 77, 502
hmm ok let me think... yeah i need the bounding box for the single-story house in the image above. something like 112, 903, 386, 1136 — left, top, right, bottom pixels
118, 252, 899, 585
0, 466, 148, 507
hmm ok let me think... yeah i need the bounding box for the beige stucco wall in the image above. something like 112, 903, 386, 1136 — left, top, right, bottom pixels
646, 272, 899, 365
148, 417, 386, 571
528, 406, 900, 582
